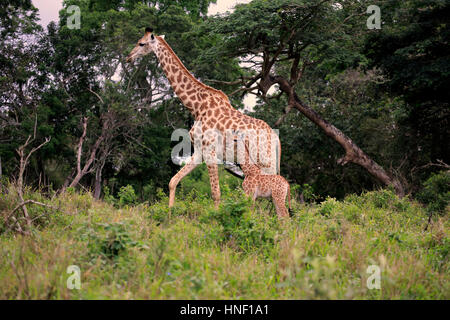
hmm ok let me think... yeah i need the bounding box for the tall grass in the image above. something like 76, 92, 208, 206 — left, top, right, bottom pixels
0, 182, 448, 299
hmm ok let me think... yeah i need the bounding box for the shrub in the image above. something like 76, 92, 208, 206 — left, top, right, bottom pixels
80, 222, 139, 261
103, 186, 117, 206
205, 197, 276, 255
118, 185, 137, 207
370, 189, 397, 209
148, 201, 170, 224
301, 183, 317, 202
318, 197, 339, 217
417, 171, 450, 215
98, 222, 137, 259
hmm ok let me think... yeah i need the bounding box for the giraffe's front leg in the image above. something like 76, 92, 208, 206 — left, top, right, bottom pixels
168, 153, 200, 208
206, 163, 220, 209
203, 135, 221, 209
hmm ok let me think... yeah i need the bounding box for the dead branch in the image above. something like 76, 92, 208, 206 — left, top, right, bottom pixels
10, 126, 51, 232
6, 200, 58, 223
75, 117, 88, 175
88, 88, 105, 104
205, 78, 245, 86
274, 105, 293, 127
416, 160, 450, 172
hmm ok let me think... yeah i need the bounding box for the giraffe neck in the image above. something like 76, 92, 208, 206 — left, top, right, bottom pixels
240, 162, 262, 177
238, 137, 263, 177
154, 36, 224, 119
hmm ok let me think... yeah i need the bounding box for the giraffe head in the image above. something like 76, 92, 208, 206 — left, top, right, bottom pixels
127, 27, 160, 63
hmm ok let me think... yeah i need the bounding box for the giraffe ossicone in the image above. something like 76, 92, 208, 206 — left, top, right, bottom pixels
127, 28, 282, 209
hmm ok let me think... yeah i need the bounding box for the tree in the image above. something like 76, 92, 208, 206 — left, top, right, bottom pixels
365, 0, 450, 189
49, 0, 216, 196
0, 0, 51, 186
192, 0, 404, 195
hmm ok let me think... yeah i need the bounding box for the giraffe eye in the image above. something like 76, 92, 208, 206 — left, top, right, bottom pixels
139, 43, 146, 47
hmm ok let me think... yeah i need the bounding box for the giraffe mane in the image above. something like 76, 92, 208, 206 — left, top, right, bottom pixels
156, 35, 231, 103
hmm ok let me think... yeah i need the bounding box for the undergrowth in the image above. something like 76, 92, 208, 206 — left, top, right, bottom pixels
0, 182, 448, 299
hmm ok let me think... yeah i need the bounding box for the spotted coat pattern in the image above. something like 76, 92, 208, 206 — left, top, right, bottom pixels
154, 36, 282, 209
128, 31, 281, 209
240, 153, 291, 219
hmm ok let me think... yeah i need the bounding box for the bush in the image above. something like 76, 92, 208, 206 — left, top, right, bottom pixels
79, 222, 139, 261
347, 189, 410, 212
417, 171, 450, 215
118, 185, 137, 207
98, 222, 138, 259
318, 197, 339, 217
301, 183, 317, 202
103, 186, 117, 206
204, 197, 276, 255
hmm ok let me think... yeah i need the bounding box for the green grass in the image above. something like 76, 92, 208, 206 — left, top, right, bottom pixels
0, 183, 448, 299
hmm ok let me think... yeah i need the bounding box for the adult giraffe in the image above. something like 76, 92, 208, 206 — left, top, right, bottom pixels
127, 28, 281, 209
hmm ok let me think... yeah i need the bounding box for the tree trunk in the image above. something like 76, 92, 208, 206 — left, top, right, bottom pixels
264, 75, 405, 197
93, 156, 107, 200
0, 156, 2, 193
67, 134, 103, 189
61, 117, 106, 192
94, 166, 102, 199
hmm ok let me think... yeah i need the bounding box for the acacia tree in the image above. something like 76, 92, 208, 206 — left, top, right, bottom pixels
195, 0, 404, 196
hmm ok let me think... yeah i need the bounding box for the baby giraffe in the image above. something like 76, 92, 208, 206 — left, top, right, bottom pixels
239, 147, 292, 219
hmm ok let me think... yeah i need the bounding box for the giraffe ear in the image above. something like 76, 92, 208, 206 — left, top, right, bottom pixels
160, 35, 165, 39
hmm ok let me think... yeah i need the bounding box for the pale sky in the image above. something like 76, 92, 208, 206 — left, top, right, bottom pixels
31, 0, 63, 27
32, 0, 252, 26
31, 0, 258, 108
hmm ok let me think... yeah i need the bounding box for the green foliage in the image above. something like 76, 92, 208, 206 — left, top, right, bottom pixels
345, 189, 412, 213
318, 197, 339, 217
0, 185, 448, 299
2, 0, 448, 204
1, 2, 450, 300
117, 185, 138, 207
365, 0, 450, 181
417, 171, 450, 215
179, 164, 212, 197
179, 164, 242, 200
102, 186, 117, 206
95, 222, 138, 260
301, 183, 317, 202
204, 197, 276, 255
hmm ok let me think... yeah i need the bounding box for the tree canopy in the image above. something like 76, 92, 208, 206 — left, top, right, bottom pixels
0, 0, 448, 202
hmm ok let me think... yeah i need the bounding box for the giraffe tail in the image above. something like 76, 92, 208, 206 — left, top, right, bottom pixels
277, 135, 281, 174
287, 183, 293, 217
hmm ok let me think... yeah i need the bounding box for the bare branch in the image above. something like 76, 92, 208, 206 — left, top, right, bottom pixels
88, 88, 105, 104
6, 200, 58, 222
413, 160, 450, 173
204, 78, 244, 86
274, 105, 293, 127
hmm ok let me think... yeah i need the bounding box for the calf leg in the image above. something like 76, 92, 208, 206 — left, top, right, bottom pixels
242, 181, 257, 211
272, 193, 289, 218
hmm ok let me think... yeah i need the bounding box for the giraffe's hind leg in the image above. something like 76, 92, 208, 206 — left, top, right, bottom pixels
168, 153, 200, 207
272, 192, 289, 219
